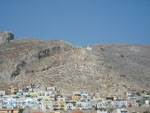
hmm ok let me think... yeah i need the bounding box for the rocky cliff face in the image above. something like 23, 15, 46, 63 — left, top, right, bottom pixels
0, 31, 150, 96
0, 31, 14, 45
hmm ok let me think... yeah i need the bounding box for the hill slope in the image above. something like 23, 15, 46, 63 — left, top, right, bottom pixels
0, 31, 150, 96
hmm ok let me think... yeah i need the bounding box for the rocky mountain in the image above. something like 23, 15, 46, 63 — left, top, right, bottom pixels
0, 31, 150, 96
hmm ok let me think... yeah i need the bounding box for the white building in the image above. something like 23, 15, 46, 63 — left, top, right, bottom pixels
145, 100, 150, 107
66, 103, 75, 110
97, 101, 111, 109
86, 46, 92, 51
0, 91, 5, 97
112, 100, 128, 108
97, 110, 108, 113
76, 101, 92, 110
112, 108, 128, 113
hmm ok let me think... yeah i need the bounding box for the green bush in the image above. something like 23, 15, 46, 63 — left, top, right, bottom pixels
19, 108, 24, 113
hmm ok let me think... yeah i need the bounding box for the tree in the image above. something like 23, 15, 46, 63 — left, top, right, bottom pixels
19, 108, 24, 113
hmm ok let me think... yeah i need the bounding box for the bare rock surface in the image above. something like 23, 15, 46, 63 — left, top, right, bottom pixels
0, 31, 14, 45
0, 31, 150, 96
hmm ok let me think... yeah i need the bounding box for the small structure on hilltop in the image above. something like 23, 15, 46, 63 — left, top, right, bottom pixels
86, 46, 92, 51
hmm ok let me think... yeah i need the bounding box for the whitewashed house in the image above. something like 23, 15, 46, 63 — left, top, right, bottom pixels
126, 91, 137, 97
66, 103, 75, 110
76, 101, 92, 110
112, 100, 128, 108
86, 46, 92, 51
145, 100, 150, 107
80, 92, 88, 96
96, 101, 111, 109
44, 91, 52, 96
18, 88, 23, 92
46, 86, 57, 91
97, 110, 108, 113
112, 108, 128, 113
126, 91, 138, 100
23, 92, 29, 97
0, 91, 5, 97
46, 86, 59, 94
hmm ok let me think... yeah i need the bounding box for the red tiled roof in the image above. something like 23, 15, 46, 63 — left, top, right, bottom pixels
72, 110, 83, 113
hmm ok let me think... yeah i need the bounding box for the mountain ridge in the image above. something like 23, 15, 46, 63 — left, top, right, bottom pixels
0, 31, 150, 96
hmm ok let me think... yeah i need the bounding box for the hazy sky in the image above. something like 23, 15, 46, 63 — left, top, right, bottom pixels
0, 0, 149, 46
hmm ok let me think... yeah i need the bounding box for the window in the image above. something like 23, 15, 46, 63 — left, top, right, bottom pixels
121, 111, 128, 113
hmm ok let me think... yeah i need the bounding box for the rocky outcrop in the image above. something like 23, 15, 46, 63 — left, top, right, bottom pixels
0, 31, 150, 96
0, 31, 14, 45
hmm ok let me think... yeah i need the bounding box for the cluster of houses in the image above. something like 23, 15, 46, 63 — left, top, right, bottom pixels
0, 85, 150, 112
